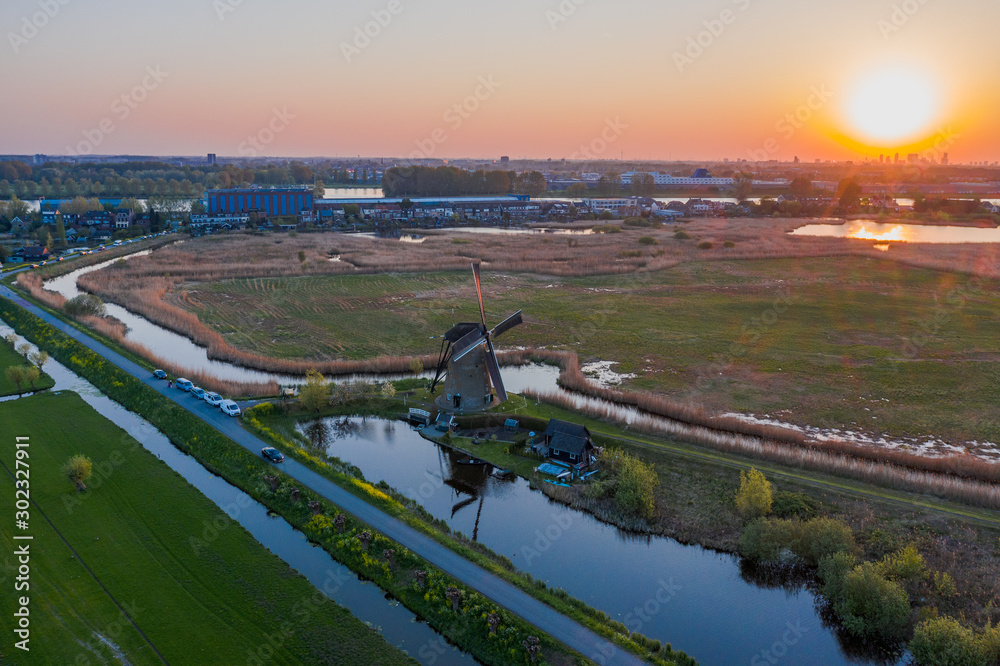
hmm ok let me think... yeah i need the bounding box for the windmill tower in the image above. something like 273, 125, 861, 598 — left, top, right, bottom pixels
431, 263, 523, 413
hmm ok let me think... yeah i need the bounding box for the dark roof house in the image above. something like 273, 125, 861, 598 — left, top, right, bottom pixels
542, 419, 595, 468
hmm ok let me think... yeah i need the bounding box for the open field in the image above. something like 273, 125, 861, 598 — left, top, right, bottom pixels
0, 392, 412, 665
0, 334, 53, 396
179, 255, 1000, 448
28, 220, 1000, 443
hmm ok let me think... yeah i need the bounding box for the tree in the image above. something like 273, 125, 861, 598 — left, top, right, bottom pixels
409, 358, 424, 376
64, 294, 107, 318
54, 213, 67, 247
631, 172, 656, 197
380, 382, 396, 399
64, 455, 93, 491
837, 178, 863, 210
514, 171, 547, 196
910, 616, 990, 666
836, 562, 910, 639
29, 350, 49, 371
299, 369, 330, 412
4, 366, 27, 395
119, 197, 146, 214
733, 172, 755, 203
399, 198, 414, 218
789, 177, 813, 197
597, 173, 622, 196
566, 183, 590, 198
601, 448, 658, 519
25, 366, 39, 390
313, 180, 326, 199
6, 195, 29, 219
735, 468, 773, 519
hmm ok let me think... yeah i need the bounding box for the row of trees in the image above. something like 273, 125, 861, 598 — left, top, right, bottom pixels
0, 160, 386, 202
382, 166, 547, 197
3, 334, 49, 395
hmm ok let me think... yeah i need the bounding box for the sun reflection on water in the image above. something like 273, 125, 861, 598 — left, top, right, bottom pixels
847, 224, 908, 241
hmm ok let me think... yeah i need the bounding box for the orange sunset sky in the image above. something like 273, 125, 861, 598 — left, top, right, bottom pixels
3, 0, 999, 162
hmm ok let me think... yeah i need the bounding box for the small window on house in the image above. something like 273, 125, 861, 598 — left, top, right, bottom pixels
570, 453, 577, 461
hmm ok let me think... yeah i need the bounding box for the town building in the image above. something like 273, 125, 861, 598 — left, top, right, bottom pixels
206, 186, 314, 217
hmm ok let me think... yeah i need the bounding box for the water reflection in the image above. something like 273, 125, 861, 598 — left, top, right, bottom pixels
298, 416, 902, 666
792, 220, 1000, 244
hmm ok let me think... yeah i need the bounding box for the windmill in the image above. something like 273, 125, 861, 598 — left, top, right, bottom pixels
431, 263, 522, 413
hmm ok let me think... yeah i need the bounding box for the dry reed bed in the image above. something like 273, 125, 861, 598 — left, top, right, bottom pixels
16, 270, 277, 396
525, 389, 1000, 510
527, 348, 1000, 486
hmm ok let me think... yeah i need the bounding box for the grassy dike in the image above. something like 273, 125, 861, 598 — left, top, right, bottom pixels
0, 300, 692, 665
0, 392, 411, 666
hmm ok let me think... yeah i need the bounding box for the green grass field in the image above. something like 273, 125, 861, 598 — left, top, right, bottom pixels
0, 337, 54, 397
180, 256, 1000, 443
0, 392, 412, 665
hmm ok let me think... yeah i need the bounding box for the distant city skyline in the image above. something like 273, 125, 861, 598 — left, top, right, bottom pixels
3, 0, 999, 162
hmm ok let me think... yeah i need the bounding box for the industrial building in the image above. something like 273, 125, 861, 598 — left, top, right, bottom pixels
206, 186, 314, 217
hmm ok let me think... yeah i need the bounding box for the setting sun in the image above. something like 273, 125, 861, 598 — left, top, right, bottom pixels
846, 65, 941, 144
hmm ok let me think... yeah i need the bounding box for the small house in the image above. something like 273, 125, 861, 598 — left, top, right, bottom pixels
21, 246, 51, 261
541, 419, 596, 469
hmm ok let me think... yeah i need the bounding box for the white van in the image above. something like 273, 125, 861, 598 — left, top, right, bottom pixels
176, 378, 194, 392
220, 400, 241, 417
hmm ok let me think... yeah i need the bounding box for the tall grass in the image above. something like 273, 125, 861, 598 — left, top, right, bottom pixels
526, 389, 1000, 510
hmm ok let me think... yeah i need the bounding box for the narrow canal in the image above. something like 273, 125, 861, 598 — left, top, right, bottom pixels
0, 321, 475, 665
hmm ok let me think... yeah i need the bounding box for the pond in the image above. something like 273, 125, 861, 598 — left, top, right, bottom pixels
0, 321, 475, 665
296, 416, 906, 666
791, 221, 1000, 244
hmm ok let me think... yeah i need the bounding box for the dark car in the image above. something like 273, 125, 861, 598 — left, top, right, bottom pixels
261, 447, 284, 463
153, 369, 167, 379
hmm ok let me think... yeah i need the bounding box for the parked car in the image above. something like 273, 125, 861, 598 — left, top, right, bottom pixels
190, 387, 207, 399
204, 392, 223, 406
261, 447, 284, 463
176, 378, 193, 392
220, 400, 241, 417
153, 369, 167, 380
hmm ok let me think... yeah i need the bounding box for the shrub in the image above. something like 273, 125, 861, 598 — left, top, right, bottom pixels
910, 616, 985, 666
673, 231, 691, 240
637, 236, 659, 245
818, 551, 857, 601
723, 241, 736, 248
739, 518, 795, 562
618, 250, 642, 258
836, 562, 911, 639
878, 544, 928, 587
601, 448, 658, 519
697, 241, 714, 250
735, 468, 773, 519
64, 294, 106, 317
794, 517, 854, 566
772, 491, 820, 519
592, 224, 621, 234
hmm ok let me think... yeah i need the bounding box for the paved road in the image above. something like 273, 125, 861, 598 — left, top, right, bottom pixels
0, 283, 644, 666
